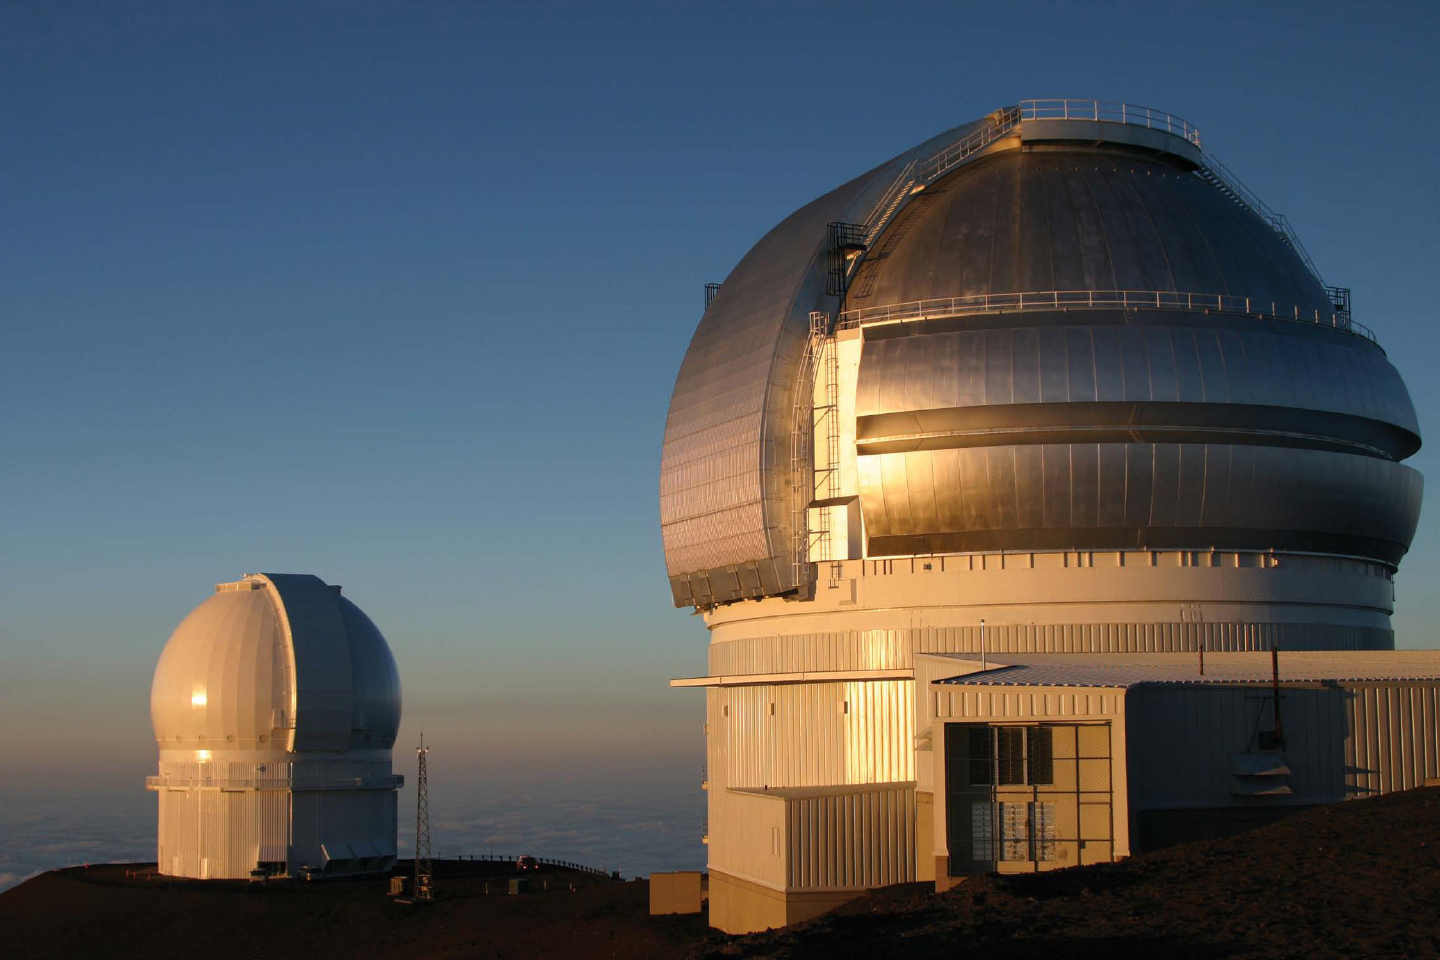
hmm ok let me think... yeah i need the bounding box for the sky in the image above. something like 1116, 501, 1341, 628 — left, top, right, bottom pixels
2, 0, 1439, 885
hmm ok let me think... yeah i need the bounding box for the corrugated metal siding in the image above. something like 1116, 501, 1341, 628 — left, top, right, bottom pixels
153, 756, 398, 878
719, 680, 914, 789
158, 787, 289, 879
1346, 683, 1440, 796
934, 688, 1124, 723
709, 789, 788, 890
787, 784, 916, 890
1126, 681, 1440, 810
710, 622, 1390, 675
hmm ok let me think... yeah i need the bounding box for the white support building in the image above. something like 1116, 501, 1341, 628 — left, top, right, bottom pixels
147, 573, 403, 879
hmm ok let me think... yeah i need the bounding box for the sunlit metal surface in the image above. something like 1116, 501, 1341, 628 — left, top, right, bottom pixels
859, 443, 1420, 563
667, 101, 1427, 930
844, 150, 1329, 315
148, 573, 402, 879
660, 120, 988, 607
839, 290, 1376, 343
663, 106, 1422, 608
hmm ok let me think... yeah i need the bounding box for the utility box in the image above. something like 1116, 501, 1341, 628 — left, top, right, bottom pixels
388, 876, 406, 896
649, 871, 704, 915
508, 878, 530, 895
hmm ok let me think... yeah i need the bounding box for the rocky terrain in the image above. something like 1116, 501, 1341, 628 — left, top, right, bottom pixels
4, 786, 1438, 959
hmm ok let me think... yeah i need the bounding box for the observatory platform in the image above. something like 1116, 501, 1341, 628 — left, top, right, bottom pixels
660, 99, 1431, 932
147, 573, 403, 880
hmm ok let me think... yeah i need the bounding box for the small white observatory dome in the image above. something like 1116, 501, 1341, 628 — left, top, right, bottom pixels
147, 573, 403, 880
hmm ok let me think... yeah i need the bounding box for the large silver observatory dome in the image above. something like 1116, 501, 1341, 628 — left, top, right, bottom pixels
148, 573, 403, 879
662, 100, 1425, 934
661, 100, 1421, 608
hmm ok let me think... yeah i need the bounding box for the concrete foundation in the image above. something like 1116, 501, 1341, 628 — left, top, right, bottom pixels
708, 869, 862, 934
649, 871, 705, 915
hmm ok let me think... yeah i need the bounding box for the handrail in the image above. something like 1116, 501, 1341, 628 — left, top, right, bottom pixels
1195, 152, 1324, 285
432, 854, 613, 878
860, 107, 1022, 246
858, 99, 1201, 254
145, 774, 404, 790
845, 102, 1339, 340
1017, 99, 1202, 146
836, 289, 1377, 345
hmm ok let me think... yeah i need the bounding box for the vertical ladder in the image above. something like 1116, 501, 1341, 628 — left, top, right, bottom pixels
814, 329, 841, 583
790, 311, 831, 592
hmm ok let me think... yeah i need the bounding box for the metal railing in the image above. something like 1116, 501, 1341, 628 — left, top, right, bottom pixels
1194, 153, 1324, 284
836, 289, 1377, 344
858, 99, 1202, 255
431, 854, 613, 878
859, 107, 1022, 246
1017, 99, 1202, 146
145, 775, 404, 791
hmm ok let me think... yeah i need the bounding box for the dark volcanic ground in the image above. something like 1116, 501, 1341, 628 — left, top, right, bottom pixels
3, 787, 1439, 960
699, 786, 1440, 960
0, 859, 703, 960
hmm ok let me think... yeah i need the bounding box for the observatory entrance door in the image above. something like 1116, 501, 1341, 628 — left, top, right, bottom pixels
944, 722, 1114, 876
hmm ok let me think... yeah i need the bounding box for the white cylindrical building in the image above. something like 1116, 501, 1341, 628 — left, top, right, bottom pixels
147, 573, 403, 879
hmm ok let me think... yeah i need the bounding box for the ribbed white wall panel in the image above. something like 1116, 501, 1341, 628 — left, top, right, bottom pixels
1347, 683, 1440, 795
934, 687, 1124, 722
1125, 681, 1440, 809
718, 681, 913, 789
711, 621, 1391, 676
786, 784, 915, 890
708, 789, 788, 890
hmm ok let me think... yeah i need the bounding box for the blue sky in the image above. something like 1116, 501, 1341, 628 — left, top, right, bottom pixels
2, 0, 1437, 823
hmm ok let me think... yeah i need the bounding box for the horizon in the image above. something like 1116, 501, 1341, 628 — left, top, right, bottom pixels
3, 0, 1439, 892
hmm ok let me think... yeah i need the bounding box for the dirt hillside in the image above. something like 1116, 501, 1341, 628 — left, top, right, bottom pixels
695, 786, 1440, 960
3, 787, 1438, 960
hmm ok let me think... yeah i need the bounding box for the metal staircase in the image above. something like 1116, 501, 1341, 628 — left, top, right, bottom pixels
1192, 154, 1325, 286
860, 106, 1023, 251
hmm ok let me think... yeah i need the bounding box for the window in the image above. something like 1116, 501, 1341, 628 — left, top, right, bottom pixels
995, 727, 1054, 786
971, 802, 993, 861
1027, 727, 1054, 785
967, 727, 992, 785
997, 728, 1026, 784
1032, 802, 1057, 862
998, 801, 1057, 862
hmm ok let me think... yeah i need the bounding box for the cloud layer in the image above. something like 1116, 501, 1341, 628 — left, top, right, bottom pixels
1, 779, 704, 893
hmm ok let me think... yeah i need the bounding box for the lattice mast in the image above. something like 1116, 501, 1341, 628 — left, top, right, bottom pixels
414, 734, 433, 901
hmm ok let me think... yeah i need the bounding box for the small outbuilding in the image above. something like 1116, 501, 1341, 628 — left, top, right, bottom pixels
917, 650, 1440, 887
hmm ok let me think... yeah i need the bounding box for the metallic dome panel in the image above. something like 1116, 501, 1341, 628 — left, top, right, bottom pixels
660, 120, 988, 607
856, 316, 1420, 459
845, 150, 1330, 316
859, 442, 1422, 564
661, 102, 1424, 607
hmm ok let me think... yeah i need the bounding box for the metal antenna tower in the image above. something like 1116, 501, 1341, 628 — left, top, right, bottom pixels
414, 733, 433, 901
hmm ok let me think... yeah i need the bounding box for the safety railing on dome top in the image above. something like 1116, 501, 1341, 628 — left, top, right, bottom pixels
859, 99, 1205, 249
854, 99, 1331, 293
835, 289, 1377, 345
1017, 98, 1203, 146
